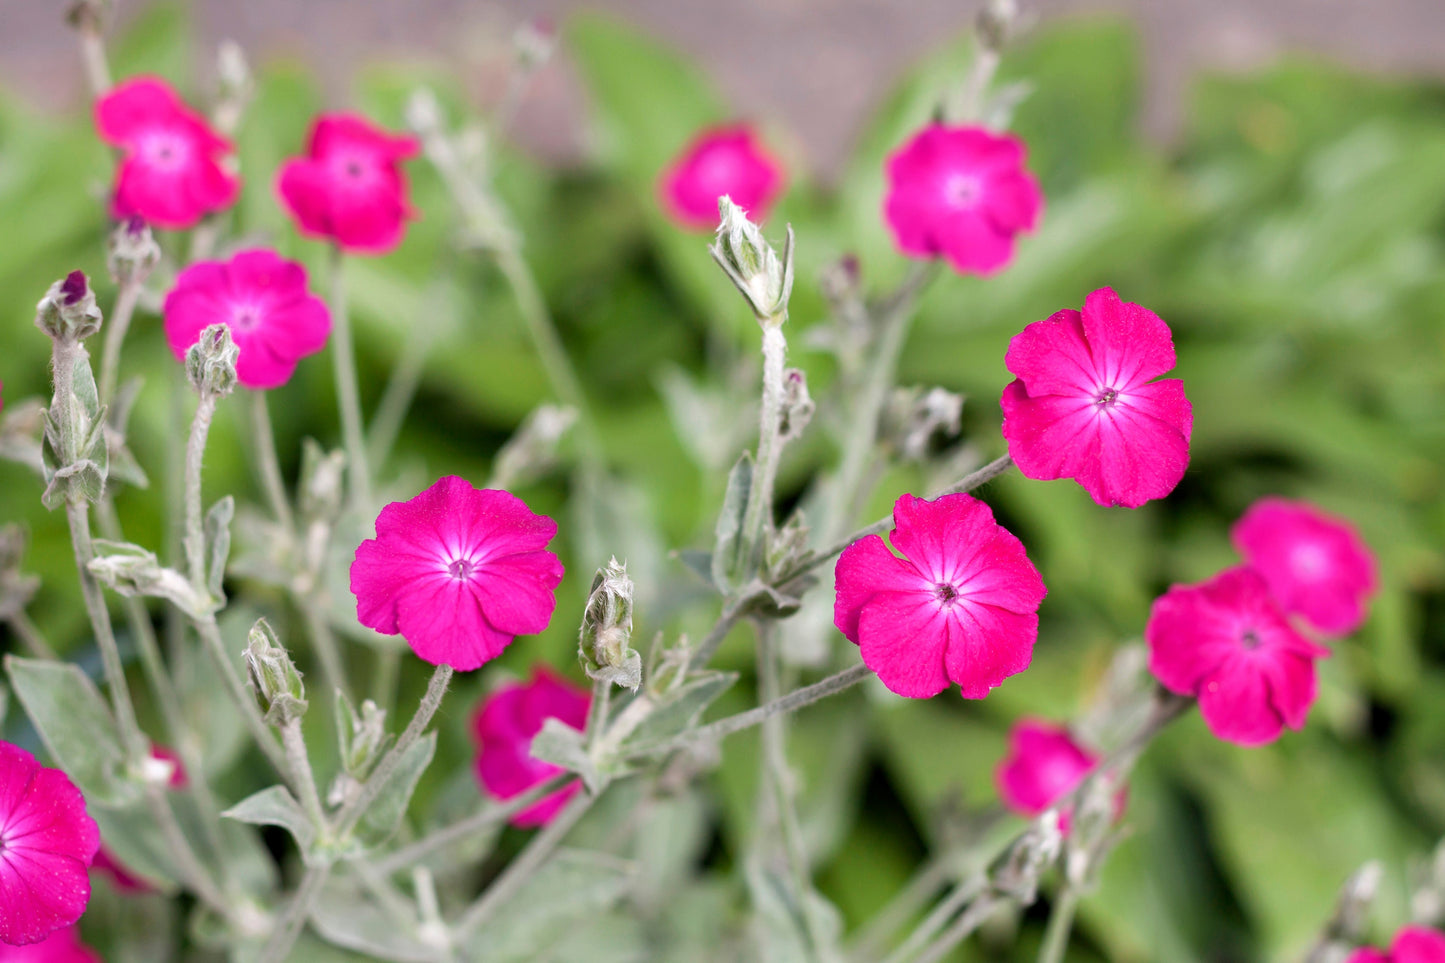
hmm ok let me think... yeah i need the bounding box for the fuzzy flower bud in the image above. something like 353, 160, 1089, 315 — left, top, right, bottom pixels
710, 196, 794, 324
579, 556, 641, 690
216, 40, 253, 105
778, 368, 814, 442
513, 18, 557, 72
35, 271, 103, 343
106, 216, 161, 286
976, 0, 1019, 52
244, 618, 307, 726
405, 87, 443, 137
335, 691, 390, 778
884, 386, 964, 461
0, 525, 39, 622
185, 324, 239, 398
298, 439, 346, 524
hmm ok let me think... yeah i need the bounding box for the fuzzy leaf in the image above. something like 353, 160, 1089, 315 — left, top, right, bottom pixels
628, 671, 737, 749
203, 496, 234, 601
4, 655, 138, 806
531, 718, 606, 793
351, 732, 436, 850
222, 785, 316, 854
712, 451, 753, 592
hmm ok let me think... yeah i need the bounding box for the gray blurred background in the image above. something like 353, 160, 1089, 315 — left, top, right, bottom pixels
2, 0, 1443, 178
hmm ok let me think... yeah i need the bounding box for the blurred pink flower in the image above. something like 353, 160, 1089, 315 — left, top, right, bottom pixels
1232, 497, 1377, 636
1346, 926, 1445, 963
277, 114, 420, 254
660, 126, 783, 230
883, 123, 1041, 275
995, 719, 1115, 832
0, 742, 99, 947
1147, 567, 1328, 747
95, 76, 240, 229
472, 668, 590, 827
1001, 287, 1192, 508
834, 492, 1045, 699
0, 926, 101, 963
350, 476, 564, 671
92, 747, 187, 895
163, 249, 331, 390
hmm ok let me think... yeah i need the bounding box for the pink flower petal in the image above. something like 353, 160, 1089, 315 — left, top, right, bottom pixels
471, 550, 565, 637
995, 719, 1098, 816
943, 602, 1037, 699
1196, 654, 1285, 746
1391, 926, 1445, 963
833, 535, 927, 644
472, 669, 590, 827
1003, 310, 1100, 398
935, 212, 1015, 276
1080, 288, 1178, 389
395, 576, 513, 671
857, 593, 951, 699
1000, 381, 1102, 483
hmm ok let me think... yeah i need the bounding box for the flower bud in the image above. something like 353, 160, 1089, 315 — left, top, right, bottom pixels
492, 404, 577, 490
579, 556, 641, 690
405, 87, 443, 137
298, 439, 346, 524
106, 216, 161, 286
976, 0, 1019, 52
777, 368, 814, 442
512, 17, 557, 73
334, 691, 391, 778
993, 809, 1062, 903
186, 324, 239, 398
0, 525, 39, 622
35, 271, 103, 343
244, 618, 307, 726
216, 40, 252, 105
711, 196, 794, 324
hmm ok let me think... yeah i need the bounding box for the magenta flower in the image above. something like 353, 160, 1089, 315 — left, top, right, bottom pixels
350, 476, 565, 671
995, 720, 1108, 831
277, 113, 420, 255
883, 123, 1042, 275
833, 493, 1046, 699
1232, 497, 1378, 636
162, 249, 331, 390
1147, 567, 1329, 747
1347, 927, 1445, 963
472, 668, 591, 827
659, 126, 784, 231
0, 926, 101, 962
0, 742, 100, 947
1001, 287, 1193, 508
94, 76, 240, 230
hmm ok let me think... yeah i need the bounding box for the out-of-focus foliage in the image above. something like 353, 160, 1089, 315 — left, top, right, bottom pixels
1, 4, 1442, 960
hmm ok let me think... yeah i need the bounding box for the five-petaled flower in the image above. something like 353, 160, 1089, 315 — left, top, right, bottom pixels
834, 492, 1046, 699
163, 249, 332, 390
0, 925, 102, 962
472, 668, 591, 827
94, 76, 240, 229
1346, 926, 1445, 963
350, 476, 565, 671
883, 123, 1042, 275
1147, 566, 1328, 746
278, 113, 420, 254
995, 719, 1118, 833
1232, 497, 1377, 636
660, 126, 784, 231
1001, 287, 1193, 508
0, 742, 99, 947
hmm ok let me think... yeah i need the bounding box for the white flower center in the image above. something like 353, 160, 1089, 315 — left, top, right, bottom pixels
231, 305, 264, 332
447, 558, 476, 580
1289, 543, 1328, 579
141, 131, 191, 170
943, 173, 981, 208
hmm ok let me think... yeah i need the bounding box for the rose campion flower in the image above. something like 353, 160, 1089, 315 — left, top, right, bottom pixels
163, 249, 332, 390
995, 719, 1116, 832
472, 668, 591, 827
94, 76, 240, 229
0, 926, 101, 963
1232, 497, 1378, 636
1147, 566, 1329, 747
1001, 287, 1193, 508
660, 126, 783, 230
0, 742, 100, 946
833, 492, 1046, 699
883, 123, 1042, 275
350, 476, 565, 671
1346, 926, 1445, 963
277, 113, 420, 254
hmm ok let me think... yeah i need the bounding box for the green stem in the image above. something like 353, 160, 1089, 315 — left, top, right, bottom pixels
336, 663, 453, 839
738, 323, 787, 578
71, 1, 112, 97
452, 787, 596, 938
625, 662, 872, 760
281, 719, 328, 832
195, 613, 290, 777
97, 280, 141, 404
882, 875, 985, 963
911, 892, 1007, 963
249, 390, 295, 534
182, 392, 217, 590
368, 773, 570, 875
366, 309, 438, 469
328, 247, 372, 511
258, 863, 330, 963
300, 599, 349, 706
683, 600, 745, 675
1036, 887, 1080, 963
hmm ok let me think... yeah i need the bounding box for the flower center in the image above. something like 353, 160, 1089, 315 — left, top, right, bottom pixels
345, 160, 365, 179
943, 173, 981, 208
447, 558, 476, 580
1289, 543, 1328, 579
934, 583, 960, 604
141, 131, 190, 170
231, 305, 264, 332
1095, 387, 1120, 408
1241, 628, 1262, 650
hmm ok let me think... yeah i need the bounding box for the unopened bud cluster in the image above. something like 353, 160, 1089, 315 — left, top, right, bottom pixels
35, 271, 103, 343
244, 618, 307, 726
106, 217, 160, 286
186, 324, 239, 398
711, 196, 794, 324
579, 556, 641, 690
